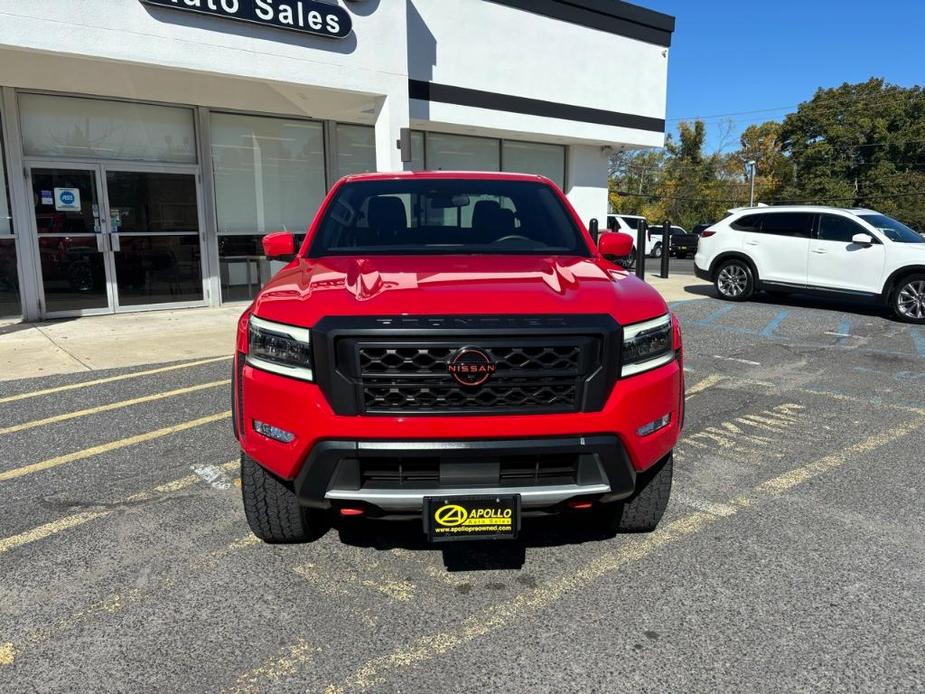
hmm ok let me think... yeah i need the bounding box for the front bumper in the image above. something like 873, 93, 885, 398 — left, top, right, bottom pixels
292, 436, 635, 512
235, 352, 683, 504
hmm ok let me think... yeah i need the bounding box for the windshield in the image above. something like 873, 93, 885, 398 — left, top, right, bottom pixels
309, 179, 589, 257
859, 214, 924, 243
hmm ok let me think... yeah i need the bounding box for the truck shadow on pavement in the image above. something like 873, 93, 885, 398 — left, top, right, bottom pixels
684, 283, 894, 320
333, 512, 618, 572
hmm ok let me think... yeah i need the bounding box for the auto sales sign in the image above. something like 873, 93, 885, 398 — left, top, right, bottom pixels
140, 0, 353, 39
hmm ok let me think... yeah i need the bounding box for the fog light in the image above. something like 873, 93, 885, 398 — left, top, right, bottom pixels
253, 420, 296, 443
637, 413, 671, 437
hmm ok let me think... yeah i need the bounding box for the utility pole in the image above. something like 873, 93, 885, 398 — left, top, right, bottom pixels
746, 160, 757, 207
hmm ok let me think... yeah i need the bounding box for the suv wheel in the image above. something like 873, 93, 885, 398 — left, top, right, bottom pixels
651, 243, 663, 259
602, 453, 673, 533
616, 248, 637, 271
893, 274, 925, 324
715, 259, 754, 301
241, 453, 318, 543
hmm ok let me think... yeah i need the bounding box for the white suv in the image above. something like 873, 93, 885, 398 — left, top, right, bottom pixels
694, 206, 925, 323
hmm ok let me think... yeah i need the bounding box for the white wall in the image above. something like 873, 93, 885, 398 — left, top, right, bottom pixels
408, 0, 668, 148
0, 0, 407, 94
566, 145, 610, 230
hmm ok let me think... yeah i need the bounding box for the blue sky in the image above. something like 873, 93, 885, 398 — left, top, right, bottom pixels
641, 0, 925, 152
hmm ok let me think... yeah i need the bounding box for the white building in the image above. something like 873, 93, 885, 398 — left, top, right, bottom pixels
0, 0, 673, 320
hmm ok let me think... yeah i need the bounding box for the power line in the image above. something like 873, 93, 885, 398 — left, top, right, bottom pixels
668, 88, 921, 124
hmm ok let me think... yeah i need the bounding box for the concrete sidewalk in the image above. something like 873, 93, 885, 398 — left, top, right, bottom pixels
0, 306, 242, 382
0, 274, 712, 382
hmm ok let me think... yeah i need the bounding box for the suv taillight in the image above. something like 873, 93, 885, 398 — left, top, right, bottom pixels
700, 230, 717, 238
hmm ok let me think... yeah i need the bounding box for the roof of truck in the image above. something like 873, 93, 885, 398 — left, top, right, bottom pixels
339, 170, 556, 184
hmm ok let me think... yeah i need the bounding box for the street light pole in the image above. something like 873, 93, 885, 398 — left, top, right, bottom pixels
746, 160, 757, 207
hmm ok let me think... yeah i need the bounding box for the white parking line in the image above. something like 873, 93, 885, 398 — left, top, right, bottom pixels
191, 464, 234, 490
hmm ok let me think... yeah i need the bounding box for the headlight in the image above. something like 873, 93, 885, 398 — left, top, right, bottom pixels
246, 315, 313, 381
622, 314, 674, 377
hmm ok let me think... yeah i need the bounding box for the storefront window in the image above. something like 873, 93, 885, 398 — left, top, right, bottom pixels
415, 132, 565, 188
0, 119, 20, 318
335, 124, 376, 179
425, 132, 500, 172
210, 113, 326, 302
19, 94, 196, 164
502, 140, 566, 189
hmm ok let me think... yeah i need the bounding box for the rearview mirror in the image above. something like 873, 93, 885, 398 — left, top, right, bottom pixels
262, 232, 296, 260
598, 231, 634, 258
852, 233, 874, 246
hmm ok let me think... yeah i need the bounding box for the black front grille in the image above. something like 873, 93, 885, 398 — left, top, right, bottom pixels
310, 315, 622, 416
353, 338, 594, 414
362, 377, 577, 412
359, 345, 583, 375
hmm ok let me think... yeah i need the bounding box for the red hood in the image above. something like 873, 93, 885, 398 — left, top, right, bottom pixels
251, 255, 668, 327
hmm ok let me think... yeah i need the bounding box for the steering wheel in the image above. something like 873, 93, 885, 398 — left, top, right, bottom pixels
494, 235, 532, 244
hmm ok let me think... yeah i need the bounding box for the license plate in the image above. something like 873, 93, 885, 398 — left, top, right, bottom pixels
425, 495, 520, 542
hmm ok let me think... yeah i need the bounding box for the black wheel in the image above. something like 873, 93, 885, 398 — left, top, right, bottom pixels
241, 453, 318, 543
602, 453, 673, 533
651, 243, 663, 259
67, 262, 94, 293
714, 259, 755, 301
616, 248, 637, 271
892, 274, 925, 324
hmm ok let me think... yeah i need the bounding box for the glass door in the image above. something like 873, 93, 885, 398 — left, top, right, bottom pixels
30, 165, 114, 315
29, 164, 207, 316
103, 168, 206, 310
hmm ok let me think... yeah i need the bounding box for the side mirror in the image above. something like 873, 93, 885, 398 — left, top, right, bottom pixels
262, 232, 296, 260
852, 233, 874, 246
598, 231, 634, 258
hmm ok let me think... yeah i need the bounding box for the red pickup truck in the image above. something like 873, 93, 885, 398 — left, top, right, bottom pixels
233, 171, 683, 543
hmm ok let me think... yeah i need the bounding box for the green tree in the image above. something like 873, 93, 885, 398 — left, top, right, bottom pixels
778, 78, 925, 228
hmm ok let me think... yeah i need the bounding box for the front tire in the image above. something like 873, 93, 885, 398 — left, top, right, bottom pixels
651, 243, 663, 259
892, 274, 925, 324
603, 453, 673, 533
715, 259, 755, 301
241, 453, 317, 543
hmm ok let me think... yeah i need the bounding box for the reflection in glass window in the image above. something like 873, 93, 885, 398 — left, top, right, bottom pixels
1, 122, 20, 317
335, 124, 376, 179
211, 113, 326, 302
425, 133, 500, 172
19, 94, 196, 164
211, 113, 326, 236
502, 141, 566, 189
106, 172, 199, 233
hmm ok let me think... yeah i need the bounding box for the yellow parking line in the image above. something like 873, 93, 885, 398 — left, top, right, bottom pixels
0, 643, 14, 666
0, 356, 232, 405
0, 460, 238, 556
225, 640, 317, 694
0, 380, 230, 436
685, 373, 722, 399
321, 416, 925, 692
0, 412, 231, 483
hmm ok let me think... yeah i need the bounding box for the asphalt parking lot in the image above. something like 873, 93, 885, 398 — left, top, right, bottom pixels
1, 293, 924, 693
